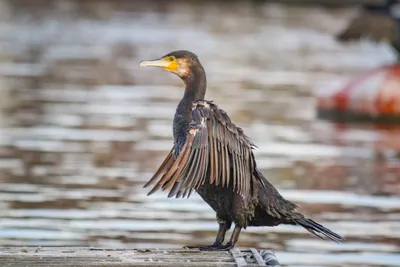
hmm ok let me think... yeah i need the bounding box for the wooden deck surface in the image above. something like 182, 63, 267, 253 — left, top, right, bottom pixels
268, 0, 384, 5
0, 247, 280, 267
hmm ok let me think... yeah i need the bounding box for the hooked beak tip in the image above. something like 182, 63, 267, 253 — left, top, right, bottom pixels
139, 59, 170, 68
139, 61, 149, 67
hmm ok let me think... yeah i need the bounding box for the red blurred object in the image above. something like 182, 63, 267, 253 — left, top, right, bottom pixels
317, 64, 400, 123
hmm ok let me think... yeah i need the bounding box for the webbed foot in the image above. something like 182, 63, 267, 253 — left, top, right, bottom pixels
204, 241, 234, 251
184, 242, 225, 251
184, 242, 234, 251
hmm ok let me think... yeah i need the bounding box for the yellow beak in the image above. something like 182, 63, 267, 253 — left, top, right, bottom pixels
139, 59, 171, 68
140, 58, 179, 72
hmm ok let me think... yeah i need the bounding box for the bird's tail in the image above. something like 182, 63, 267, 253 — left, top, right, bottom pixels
253, 168, 343, 243
294, 217, 343, 243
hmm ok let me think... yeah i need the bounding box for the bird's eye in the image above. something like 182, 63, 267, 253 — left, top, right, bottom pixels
169, 57, 175, 61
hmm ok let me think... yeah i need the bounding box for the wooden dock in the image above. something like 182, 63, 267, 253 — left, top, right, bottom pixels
0, 247, 280, 267
269, 0, 385, 5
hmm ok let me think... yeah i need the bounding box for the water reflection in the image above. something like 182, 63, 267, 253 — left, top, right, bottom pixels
0, 1, 399, 266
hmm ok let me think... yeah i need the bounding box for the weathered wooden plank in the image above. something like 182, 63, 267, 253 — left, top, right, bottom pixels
11, 0, 386, 5
266, 0, 384, 5
0, 247, 233, 267
0, 247, 280, 267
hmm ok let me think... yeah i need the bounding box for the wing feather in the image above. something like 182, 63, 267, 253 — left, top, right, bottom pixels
145, 100, 258, 198
231, 151, 238, 191
207, 118, 216, 184
220, 140, 226, 187
144, 148, 174, 188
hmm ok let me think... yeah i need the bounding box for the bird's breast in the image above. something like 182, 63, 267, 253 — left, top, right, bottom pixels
172, 113, 190, 158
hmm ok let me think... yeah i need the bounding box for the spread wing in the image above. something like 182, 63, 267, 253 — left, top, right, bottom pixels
144, 100, 257, 199
337, 8, 397, 44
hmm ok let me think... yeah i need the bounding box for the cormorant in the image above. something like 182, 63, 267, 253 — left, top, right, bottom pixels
140, 50, 342, 250
337, 0, 400, 57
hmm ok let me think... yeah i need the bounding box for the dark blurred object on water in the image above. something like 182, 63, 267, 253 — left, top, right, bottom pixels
337, 0, 400, 57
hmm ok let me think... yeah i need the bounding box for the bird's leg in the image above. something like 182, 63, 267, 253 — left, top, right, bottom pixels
195, 224, 242, 251
185, 217, 231, 250
221, 224, 242, 250
212, 216, 232, 246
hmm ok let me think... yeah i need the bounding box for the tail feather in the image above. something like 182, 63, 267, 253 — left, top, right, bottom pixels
254, 169, 343, 243
295, 218, 343, 243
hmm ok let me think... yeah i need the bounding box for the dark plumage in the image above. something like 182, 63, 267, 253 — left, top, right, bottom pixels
337, 0, 400, 56
140, 50, 343, 250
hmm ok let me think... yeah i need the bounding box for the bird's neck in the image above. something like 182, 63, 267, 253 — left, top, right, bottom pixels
177, 65, 207, 112
173, 65, 207, 154
182, 65, 207, 102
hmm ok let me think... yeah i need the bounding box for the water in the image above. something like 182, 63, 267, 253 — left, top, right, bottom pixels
0, 1, 399, 266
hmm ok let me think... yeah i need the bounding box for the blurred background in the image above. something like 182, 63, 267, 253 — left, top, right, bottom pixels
0, 0, 399, 266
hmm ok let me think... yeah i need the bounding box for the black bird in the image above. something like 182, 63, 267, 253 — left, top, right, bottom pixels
140, 50, 343, 250
337, 0, 400, 57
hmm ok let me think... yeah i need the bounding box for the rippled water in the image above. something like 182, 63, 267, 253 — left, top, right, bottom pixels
0, 1, 399, 266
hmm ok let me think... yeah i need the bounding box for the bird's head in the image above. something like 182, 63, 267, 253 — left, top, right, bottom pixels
139, 50, 202, 79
